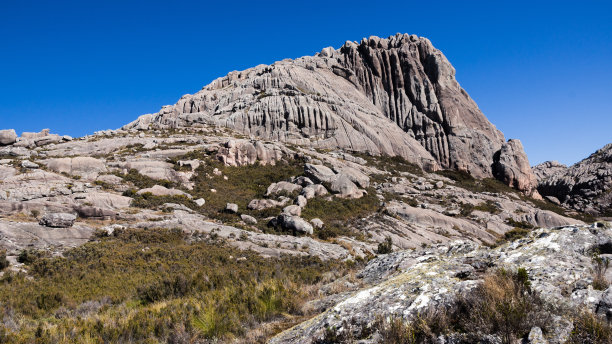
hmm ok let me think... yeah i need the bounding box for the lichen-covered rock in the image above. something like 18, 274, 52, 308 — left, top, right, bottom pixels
39, 213, 76, 228
271, 225, 612, 343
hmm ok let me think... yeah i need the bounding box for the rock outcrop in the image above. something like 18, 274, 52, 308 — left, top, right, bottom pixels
538, 143, 612, 215
493, 139, 540, 198
122, 34, 537, 194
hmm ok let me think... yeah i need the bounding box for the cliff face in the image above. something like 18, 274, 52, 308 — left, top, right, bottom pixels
538, 143, 612, 215
123, 34, 537, 193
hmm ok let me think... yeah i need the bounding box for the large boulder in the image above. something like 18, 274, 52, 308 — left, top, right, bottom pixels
330, 174, 363, 198
277, 214, 313, 235
265, 181, 302, 196
304, 164, 336, 184
492, 139, 540, 197
0, 129, 17, 146
39, 213, 77, 228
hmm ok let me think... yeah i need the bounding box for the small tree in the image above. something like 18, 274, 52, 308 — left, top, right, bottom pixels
377, 236, 393, 254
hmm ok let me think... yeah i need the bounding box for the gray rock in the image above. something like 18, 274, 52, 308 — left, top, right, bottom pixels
0, 129, 17, 146
330, 174, 362, 198
527, 327, 546, 344
538, 143, 612, 215
295, 195, 307, 208
493, 139, 539, 197
194, 198, 206, 207
304, 164, 336, 184
225, 203, 238, 213
282, 205, 302, 216
137, 185, 192, 199
277, 214, 313, 235
265, 181, 302, 196
39, 213, 77, 228
248, 198, 288, 210
301, 184, 329, 199
310, 218, 324, 229
240, 214, 258, 225
21, 160, 39, 169
596, 287, 612, 319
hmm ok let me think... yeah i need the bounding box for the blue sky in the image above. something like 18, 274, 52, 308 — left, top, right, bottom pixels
0, 1, 610, 166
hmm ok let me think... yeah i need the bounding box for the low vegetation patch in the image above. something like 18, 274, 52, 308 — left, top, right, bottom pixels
115, 168, 176, 189
301, 189, 380, 240
0, 228, 351, 343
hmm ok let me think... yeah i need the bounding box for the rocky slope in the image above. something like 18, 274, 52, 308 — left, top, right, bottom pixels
271, 222, 612, 343
537, 143, 612, 216
123, 34, 539, 196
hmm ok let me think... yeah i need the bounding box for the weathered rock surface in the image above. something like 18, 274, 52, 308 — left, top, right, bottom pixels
533, 160, 568, 182
39, 213, 77, 228
538, 143, 612, 215
43, 157, 107, 180
271, 224, 612, 343
122, 34, 534, 192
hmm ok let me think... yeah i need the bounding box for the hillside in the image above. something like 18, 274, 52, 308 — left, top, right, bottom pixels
0, 34, 610, 343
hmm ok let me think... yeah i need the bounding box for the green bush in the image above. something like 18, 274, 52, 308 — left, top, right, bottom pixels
377, 236, 393, 254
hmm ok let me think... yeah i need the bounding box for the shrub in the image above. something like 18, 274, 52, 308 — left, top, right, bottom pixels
567, 311, 612, 344
592, 250, 610, 290
0, 250, 8, 270
377, 236, 393, 254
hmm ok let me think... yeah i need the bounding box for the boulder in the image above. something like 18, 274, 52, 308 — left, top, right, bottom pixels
304, 164, 336, 184
194, 198, 206, 207
225, 203, 239, 213
295, 195, 307, 208
335, 167, 370, 188
301, 184, 329, 199
0, 129, 17, 146
330, 174, 363, 198
45, 157, 108, 179
240, 214, 258, 225
265, 181, 302, 196
74, 206, 118, 220
247, 198, 289, 210
493, 139, 540, 197
282, 205, 302, 217
39, 213, 76, 228
21, 160, 39, 169
277, 214, 313, 235
137, 185, 192, 199
311, 218, 324, 229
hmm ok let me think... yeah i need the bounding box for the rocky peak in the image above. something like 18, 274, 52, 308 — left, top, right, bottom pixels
123, 33, 537, 194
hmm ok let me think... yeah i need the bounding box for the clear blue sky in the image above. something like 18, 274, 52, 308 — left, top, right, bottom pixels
1, 1, 610, 166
